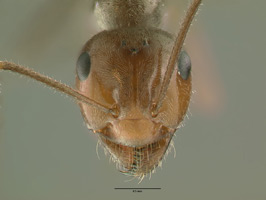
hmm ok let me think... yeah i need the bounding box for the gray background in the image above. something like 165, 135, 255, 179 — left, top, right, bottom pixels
0, 0, 265, 199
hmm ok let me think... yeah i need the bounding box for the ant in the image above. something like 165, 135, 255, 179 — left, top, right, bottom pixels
0, 0, 202, 180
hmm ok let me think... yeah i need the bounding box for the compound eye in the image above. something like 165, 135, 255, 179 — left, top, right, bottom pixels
76, 52, 91, 81
178, 50, 191, 80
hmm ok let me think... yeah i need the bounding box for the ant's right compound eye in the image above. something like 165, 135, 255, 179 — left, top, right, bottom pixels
76, 52, 91, 81
177, 50, 191, 80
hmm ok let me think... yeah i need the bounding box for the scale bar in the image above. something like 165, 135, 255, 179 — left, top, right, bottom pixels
115, 188, 161, 190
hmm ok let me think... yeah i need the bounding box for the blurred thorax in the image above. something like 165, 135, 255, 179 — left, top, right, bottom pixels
94, 0, 164, 30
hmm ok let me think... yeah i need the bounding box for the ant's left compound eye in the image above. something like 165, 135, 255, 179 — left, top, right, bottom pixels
76, 52, 91, 81
178, 50, 191, 80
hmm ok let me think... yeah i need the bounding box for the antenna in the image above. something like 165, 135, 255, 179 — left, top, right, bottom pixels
152, 0, 202, 115
0, 61, 114, 115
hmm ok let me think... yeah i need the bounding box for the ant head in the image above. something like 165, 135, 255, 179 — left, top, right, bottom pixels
76, 27, 192, 176
1, 0, 201, 178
